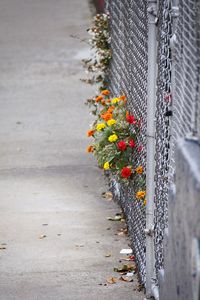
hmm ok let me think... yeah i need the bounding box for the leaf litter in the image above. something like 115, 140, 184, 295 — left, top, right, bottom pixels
116, 227, 128, 236
107, 212, 124, 221
0, 245, 6, 250
105, 253, 112, 257
114, 264, 136, 274
38, 234, 46, 239
106, 277, 118, 284
101, 191, 113, 201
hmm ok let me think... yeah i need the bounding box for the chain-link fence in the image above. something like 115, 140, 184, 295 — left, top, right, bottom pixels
105, 0, 200, 297
171, 0, 200, 162
106, 0, 148, 286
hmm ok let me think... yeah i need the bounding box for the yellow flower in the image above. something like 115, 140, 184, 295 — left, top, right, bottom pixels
107, 119, 116, 126
103, 162, 110, 170
111, 97, 120, 104
136, 191, 146, 199
143, 199, 147, 206
108, 134, 118, 142
135, 166, 143, 174
96, 123, 106, 131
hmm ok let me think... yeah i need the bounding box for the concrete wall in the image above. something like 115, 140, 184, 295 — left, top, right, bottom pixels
160, 138, 200, 300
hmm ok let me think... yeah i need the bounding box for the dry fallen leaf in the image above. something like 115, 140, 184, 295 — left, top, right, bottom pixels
114, 264, 136, 273
0, 246, 6, 250
116, 228, 128, 236
119, 276, 133, 282
105, 253, 112, 257
106, 277, 118, 284
107, 216, 122, 221
117, 231, 125, 236
101, 191, 113, 201
120, 257, 133, 262
38, 234, 46, 239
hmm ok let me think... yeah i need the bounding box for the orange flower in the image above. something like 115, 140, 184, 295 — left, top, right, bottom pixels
120, 95, 126, 101
87, 145, 94, 153
101, 89, 110, 96
101, 99, 106, 105
136, 191, 146, 199
126, 111, 130, 118
135, 166, 143, 174
107, 106, 115, 113
106, 99, 111, 103
95, 95, 103, 102
87, 129, 95, 137
119, 95, 127, 103
101, 112, 113, 121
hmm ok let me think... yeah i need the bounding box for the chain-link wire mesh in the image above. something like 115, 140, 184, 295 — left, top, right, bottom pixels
197, 2, 200, 137
170, 0, 200, 174
105, 0, 200, 291
106, 0, 148, 285
154, 0, 172, 278
153, 0, 200, 285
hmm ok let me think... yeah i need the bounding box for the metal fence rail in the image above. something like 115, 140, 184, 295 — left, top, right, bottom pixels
105, 0, 200, 297
154, 0, 172, 279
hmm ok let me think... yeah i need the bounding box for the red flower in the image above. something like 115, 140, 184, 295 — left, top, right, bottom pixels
117, 140, 127, 151
121, 167, 132, 178
129, 139, 136, 148
126, 114, 136, 125
138, 145, 143, 152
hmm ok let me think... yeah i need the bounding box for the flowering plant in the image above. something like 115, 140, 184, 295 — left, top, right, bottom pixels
83, 16, 146, 203
87, 91, 146, 196
82, 13, 111, 114
82, 13, 111, 87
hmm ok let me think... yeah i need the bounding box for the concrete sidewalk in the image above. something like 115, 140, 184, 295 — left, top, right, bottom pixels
0, 1, 143, 299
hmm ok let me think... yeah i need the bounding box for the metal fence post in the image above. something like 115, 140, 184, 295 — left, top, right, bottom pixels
145, 0, 158, 299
